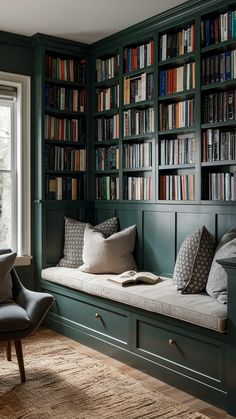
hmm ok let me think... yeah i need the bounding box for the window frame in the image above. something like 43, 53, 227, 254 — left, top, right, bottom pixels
0, 72, 31, 266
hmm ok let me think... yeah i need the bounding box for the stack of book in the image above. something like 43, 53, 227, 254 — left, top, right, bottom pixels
95, 146, 119, 170
202, 129, 236, 162
123, 108, 154, 136
44, 146, 86, 171
96, 176, 119, 200
44, 116, 85, 142
207, 172, 236, 200
96, 55, 119, 82
201, 10, 236, 47
160, 62, 195, 95
96, 85, 119, 111
202, 50, 236, 85
123, 73, 153, 104
126, 176, 152, 200
96, 115, 119, 141
46, 56, 87, 83
160, 174, 195, 200
45, 85, 86, 112
202, 90, 236, 123
160, 135, 195, 166
160, 24, 195, 61
123, 142, 152, 168
45, 176, 83, 200
124, 40, 154, 73
159, 99, 195, 130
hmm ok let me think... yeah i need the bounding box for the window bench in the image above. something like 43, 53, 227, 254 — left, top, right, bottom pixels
41, 258, 236, 416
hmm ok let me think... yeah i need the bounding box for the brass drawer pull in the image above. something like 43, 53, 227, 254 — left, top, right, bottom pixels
168, 338, 175, 347
95, 313, 101, 319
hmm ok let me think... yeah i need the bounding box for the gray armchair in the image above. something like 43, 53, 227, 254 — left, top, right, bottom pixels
0, 249, 54, 382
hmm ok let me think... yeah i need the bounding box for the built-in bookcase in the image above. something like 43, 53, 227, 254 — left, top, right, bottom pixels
44, 51, 88, 200
201, 6, 236, 201
94, 51, 120, 200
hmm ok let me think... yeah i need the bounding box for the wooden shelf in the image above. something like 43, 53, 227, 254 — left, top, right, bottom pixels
123, 133, 154, 141
44, 139, 86, 147
95, 76, 119, 87
123, 99, 154, 109
45, 107, 86, 117
94, 140, 119, 146
159, 52, 195, 67
158, 127, 195, 135
159, 164, 195, 170
201, 38, 236, 54
45, 77, 85, 88
201, 160, 236, 167
123, 167, 152, 172
123, 65, 154, 78
159, 89, 195, 101
201, 80, 236, 91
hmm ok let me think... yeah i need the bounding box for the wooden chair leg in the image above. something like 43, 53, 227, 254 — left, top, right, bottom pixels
6, 341, 11, 361
14, 340, 26, 383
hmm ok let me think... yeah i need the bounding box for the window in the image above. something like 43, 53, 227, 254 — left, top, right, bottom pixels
0, 72, 31, 265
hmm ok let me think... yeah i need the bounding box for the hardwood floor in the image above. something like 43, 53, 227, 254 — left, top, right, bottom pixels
46, 329, 233, 419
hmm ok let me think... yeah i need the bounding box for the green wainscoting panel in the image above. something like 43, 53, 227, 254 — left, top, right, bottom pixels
176, 212, 214, 254
217, 214, 236, 242
143, 211, 175, 276
95, 208, 116, 224
116, 209, 143, 268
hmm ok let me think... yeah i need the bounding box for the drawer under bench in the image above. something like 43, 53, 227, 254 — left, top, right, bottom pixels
41, 279, 228, 411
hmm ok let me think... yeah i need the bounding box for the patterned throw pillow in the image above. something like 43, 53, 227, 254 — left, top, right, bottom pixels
206, 227, 236, 304
58, 217, 119, 268
173, 226, 216, 294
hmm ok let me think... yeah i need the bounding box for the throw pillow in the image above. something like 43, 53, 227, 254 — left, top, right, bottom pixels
206, 227, 236, 304
80, 224, 137, 274
58, 217, 119, 268
0, 252, 17, 303
173, 226, 216, 294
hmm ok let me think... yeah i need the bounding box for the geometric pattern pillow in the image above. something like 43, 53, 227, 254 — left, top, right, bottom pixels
206, 228, 236, 304
173, 226, 216, 294
0, 252, 17, 303
58, 217, 119, 268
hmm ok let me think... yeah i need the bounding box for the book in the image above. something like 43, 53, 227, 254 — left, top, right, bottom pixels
107, 270, 161, 286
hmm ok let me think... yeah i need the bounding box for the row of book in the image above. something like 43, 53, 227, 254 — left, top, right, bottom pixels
159, 174, 195, 200
45, 175, 84, 200
160, 24, 195, 61
201, 10, 236, 47
45, 85, 86, 113
123, 142, 152, 168
96, 115, 119, 141
202, 129, 236, 162
160, 135, 195, 166
45, 56, 87, 84
206, 172, 236, 201
44, 146, 86, 172
96, 54, 120, 83
44, 115, 85, 142
96, 176, 119, 200
159, 99, 195, 130
202, 90, 236, 123
123, 73, 153, 105
201, 50, 236, 85
96, 85, 119, 112
123, 40, 154, 73
125, 176, 152, 200
95, 146, 119, 171
123, 108, 154, 137
159, 62, 195, 96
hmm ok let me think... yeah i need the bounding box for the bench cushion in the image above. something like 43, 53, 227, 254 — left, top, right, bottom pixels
41, 267, 227, 333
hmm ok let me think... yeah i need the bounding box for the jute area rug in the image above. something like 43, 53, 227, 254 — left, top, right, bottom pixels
0, 329, 210, 419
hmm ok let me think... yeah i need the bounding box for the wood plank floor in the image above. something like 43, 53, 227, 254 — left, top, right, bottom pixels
45, 328, 234, 419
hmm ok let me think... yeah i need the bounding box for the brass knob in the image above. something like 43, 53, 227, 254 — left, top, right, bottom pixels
95, 313, 100, 319
168, 338, 175, 347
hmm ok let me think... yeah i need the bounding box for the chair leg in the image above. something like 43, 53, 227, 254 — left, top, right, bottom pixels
14, 340, 26, 383
6, 341, 11, 361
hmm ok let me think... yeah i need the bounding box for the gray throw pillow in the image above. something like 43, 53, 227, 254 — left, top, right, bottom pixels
173, 226, 216, 294
58, 217, 119, 268
79, 224, 137, 274
0, 252, 17, 303
206, 227, 236, 304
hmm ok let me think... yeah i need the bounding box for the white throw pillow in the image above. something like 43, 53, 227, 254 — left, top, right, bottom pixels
80, 224, 137, 274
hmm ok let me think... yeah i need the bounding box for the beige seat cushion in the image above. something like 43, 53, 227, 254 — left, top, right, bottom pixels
42, 267, 227, 333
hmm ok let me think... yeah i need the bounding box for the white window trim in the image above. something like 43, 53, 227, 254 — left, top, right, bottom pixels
0, 72, 31, 265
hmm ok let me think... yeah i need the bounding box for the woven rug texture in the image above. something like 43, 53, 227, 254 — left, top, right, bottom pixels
0, 329, 210, 419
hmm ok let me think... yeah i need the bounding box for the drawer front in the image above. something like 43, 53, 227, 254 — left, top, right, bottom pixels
49, 290, 130, 346
133, 316, 225, 384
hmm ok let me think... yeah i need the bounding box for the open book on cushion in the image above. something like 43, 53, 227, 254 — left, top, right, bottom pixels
107, 271, 161, 287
